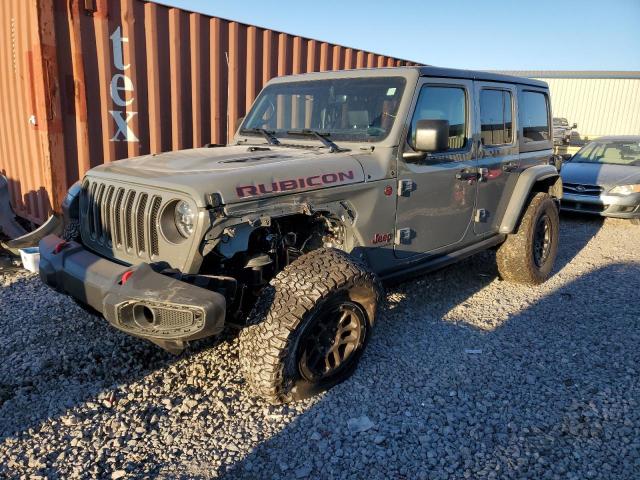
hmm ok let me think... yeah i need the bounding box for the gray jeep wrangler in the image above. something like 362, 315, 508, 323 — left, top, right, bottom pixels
39, 67, 562, 403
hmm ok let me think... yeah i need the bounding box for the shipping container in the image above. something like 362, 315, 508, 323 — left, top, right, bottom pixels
0, 0, 417, 224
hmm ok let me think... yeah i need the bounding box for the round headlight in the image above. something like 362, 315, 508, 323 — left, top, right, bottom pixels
174, 200, 195, 238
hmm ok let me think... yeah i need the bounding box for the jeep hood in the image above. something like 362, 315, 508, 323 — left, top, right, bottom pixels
88, 146, 366, 207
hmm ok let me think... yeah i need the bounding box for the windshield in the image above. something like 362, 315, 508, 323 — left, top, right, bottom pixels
242, 77, 406, 143
553, 118, 568, 126
571, 140, 640, 166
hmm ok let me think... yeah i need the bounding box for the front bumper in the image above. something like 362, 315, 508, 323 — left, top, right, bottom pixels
560, 192, 640, 219
39, 235, 226, 353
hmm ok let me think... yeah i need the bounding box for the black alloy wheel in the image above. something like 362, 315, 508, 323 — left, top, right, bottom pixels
297, 299, 367, 383
533, 213, 552, 268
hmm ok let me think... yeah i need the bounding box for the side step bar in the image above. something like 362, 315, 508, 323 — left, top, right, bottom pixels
381, 235, 506, 285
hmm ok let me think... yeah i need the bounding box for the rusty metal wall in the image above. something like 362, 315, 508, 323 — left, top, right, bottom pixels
0, 0, 417, 224
0, 0, 64, 224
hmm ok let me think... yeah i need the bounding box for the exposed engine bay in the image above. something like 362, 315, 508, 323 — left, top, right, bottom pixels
158, 213, 349, 325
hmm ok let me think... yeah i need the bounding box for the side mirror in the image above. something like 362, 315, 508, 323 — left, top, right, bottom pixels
572, 123, 577, 129
414, 119, 449, 153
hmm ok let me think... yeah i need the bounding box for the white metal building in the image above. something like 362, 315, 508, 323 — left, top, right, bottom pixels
497, 71, 640, 139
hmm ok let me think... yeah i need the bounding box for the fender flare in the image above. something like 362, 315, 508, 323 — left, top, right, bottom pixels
499, 165, 562, 234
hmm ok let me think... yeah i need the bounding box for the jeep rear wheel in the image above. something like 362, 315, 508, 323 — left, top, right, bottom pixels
239, 248, 382, 404
496, 192, 559, 285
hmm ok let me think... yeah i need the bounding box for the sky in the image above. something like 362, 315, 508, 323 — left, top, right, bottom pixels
157, 0, 640, 71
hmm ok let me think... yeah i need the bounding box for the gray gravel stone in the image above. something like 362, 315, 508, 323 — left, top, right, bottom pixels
347, 416, 375, 433
1, 216, 639, 479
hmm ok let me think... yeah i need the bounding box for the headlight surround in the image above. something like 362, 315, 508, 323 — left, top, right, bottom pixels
609, 184, 640, 196
174, 200, 195, 237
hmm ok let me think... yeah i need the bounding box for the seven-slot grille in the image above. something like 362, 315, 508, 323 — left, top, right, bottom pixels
80, 179, 163, 258
563, 182, 604, 196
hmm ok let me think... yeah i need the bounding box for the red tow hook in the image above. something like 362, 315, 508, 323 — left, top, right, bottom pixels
53, 241, 69, 255
120, 270, 134, 285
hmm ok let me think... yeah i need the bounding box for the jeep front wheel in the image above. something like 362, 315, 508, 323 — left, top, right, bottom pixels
496, 192, 560, 285
239, 248, 382, 404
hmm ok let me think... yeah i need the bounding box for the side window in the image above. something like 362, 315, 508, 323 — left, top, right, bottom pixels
410, 86, 467, 150
480, 89, 512, 146
521, 91, 550, 142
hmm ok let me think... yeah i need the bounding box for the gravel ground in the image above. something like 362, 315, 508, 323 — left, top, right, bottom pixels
0, 215, 639, 479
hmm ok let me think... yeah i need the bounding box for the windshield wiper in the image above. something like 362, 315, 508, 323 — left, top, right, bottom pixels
286, 129, 346, 153
240, 128, 280, 146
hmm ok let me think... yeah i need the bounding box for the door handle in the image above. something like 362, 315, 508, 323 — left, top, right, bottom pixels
502, 161, 519, 172
456, 169, 479, 181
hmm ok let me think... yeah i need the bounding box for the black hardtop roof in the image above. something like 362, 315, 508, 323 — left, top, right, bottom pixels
270, 66, 549, 89
416, 66, 548, 88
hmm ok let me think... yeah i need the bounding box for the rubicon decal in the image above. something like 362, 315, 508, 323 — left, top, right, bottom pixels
236, 170, 356, 198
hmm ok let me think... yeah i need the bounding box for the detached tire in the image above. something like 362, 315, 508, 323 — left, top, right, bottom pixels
239, 248, 382, 404
496, 192, 559, 285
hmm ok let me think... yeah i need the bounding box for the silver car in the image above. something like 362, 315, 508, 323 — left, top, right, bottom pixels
553, 117, 575, 145
561, 136, 640, 224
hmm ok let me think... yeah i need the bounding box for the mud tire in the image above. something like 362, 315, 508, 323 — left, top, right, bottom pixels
496, 192, 560, 285
239, 248, 382, 404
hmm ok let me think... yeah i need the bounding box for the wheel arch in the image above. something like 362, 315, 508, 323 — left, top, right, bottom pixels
499, 165, 562, 234
205, 198, 360, 261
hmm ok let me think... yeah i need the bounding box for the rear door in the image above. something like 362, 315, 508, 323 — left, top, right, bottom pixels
473, 82, 519, 235
394, 78, 478, 258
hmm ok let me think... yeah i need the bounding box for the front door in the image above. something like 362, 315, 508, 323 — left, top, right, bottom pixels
473, 82, 519, 235
395, 79, 478, 258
